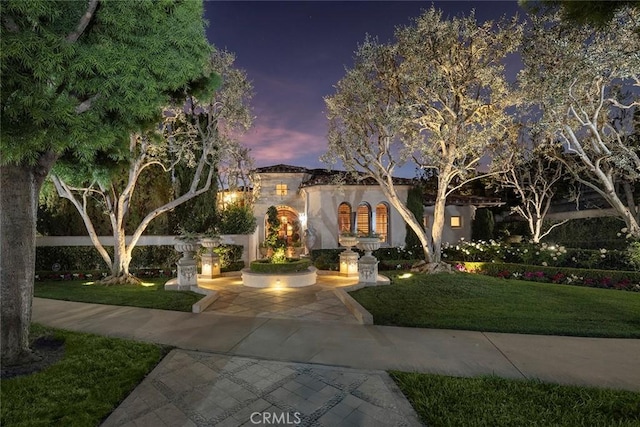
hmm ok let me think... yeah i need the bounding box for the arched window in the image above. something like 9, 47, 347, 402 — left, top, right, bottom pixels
357, 203, 371, 235
375, 203, 389, 242
338, 203, 352, 233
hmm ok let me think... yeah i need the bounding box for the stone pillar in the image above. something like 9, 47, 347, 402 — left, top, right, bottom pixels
339, 250, 359, 277
177, 257, 198, 290
357, 237, 381, 284
200, 237, 221, 279
358, 254, 379, 284
201, 252, 221, 279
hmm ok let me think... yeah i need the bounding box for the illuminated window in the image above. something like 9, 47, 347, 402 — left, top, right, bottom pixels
275, 183, 288, 196
338, 203, 352, 233
357, 203, 371, 235
375, 203, 389, 242
450, 216, 462, 228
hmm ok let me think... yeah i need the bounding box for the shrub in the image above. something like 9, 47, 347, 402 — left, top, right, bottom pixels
249, 259, 311, 273
442, 240, 632, 271
540, 217, 627, 250
462, 262, 640, 292
628, 241, 640, 271
472, 208, 494, 241
217, 204, 257, 235
36, 245, 179, 271
211, 244, 243, 267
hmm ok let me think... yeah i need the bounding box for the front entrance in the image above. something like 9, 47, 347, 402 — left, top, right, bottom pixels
265, 206, 302, 247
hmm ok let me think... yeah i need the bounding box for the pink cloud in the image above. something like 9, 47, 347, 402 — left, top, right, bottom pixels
238, 122, 326, 165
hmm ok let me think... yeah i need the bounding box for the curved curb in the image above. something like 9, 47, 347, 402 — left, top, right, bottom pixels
334, 289, 373, 325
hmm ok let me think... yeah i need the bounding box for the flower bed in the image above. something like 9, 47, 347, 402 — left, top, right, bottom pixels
442, 240, 634, 271
460, 262, 640, 292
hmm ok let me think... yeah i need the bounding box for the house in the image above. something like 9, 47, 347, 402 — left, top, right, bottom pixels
249, 164, 502, 257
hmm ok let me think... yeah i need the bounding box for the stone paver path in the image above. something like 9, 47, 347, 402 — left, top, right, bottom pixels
102, 350, 422, 427
197, 274, 362, 324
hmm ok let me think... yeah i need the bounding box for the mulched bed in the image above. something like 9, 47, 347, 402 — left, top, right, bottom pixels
1, 336, 65, 379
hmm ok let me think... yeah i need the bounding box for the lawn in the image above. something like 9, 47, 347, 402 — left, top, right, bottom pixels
350, 271, 640, 337
35, 278, 202, 312
391, 371, 640, 426
1, 325, 167, 427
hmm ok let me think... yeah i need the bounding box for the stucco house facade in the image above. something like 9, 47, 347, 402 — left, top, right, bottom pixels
248, 165, 502, 258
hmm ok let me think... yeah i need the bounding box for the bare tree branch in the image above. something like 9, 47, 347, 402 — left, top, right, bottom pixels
66, 0, 99, 43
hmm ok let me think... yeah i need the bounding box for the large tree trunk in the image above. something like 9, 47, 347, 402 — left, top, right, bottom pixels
431, 182, 448, 265
1, 153, 56, 365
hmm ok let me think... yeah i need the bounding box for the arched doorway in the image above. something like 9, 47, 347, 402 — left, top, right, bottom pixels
264, 206, 302, 246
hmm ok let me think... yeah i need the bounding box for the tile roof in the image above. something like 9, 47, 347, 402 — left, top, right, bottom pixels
253, 164, 502, 206
253, 164, 415, 187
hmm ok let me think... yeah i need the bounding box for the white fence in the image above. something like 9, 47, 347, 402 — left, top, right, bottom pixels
36, 233, 260, 264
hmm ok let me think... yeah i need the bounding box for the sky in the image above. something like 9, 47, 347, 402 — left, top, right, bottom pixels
204, 1, 525, 176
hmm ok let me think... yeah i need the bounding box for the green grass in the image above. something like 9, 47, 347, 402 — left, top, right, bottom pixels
350, 272, 640, 337
391, 371, 640, 426
35, 278, 202, 312
1, 325, 167, 427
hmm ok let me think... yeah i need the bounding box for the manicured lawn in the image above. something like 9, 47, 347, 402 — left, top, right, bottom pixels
391, 371, 640, 426
35, 278, 202, 312
1, 325, 167, 427
350, 272, 640, 337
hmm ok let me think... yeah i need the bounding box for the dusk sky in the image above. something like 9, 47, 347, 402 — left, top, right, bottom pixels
204, 1, 524, 176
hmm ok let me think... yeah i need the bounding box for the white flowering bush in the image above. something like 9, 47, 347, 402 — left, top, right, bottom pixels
443, 239, 631, 270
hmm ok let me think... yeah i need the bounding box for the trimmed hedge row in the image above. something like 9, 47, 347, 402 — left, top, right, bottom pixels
35, 244, 244, 271
249, 259, 311, 274
461, 262, 640, 292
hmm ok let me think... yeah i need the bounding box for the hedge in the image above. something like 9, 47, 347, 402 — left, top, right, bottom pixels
35, 244, 244, 272
249, 259, 311, 274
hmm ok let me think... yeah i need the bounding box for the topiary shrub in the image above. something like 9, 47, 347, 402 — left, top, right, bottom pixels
249, 258, 311, 274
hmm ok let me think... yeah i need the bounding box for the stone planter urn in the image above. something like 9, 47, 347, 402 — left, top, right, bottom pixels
356, 237, 381, 257
338, 235, 359, 249
201, 237, 221, 253
174, 241, 200, 261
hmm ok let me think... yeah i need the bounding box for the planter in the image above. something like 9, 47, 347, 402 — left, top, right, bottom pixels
174, 241, 200, 261
201, 237, 221, 253
287, 246, 304, 258
339, 235, 359, 249
357, 237, 381, 256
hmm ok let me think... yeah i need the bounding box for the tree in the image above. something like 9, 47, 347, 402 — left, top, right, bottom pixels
324, 8, 521, 265
494, 136, 569, 243
520, 0, 640, 27
0, 1, 214, 365
519, 9, 640, 238
50, 49, 254, 283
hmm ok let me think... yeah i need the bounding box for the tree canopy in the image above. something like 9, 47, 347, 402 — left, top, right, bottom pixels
1, 0, 216, 165
324, 8, 521, 264
0, 0, 216, 365
519, 8, 640, 237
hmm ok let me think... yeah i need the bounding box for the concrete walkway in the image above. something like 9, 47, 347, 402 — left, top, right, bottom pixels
33, 295, 640, 426
33, 298, 640, 392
